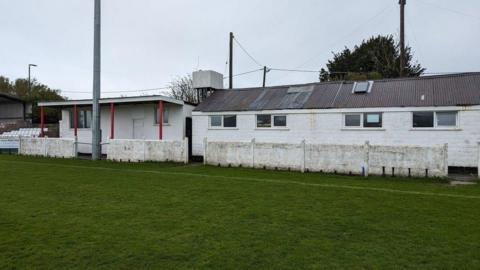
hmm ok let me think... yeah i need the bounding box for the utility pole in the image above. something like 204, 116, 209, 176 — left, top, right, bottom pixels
92, 0, 101, 160
262, 66, 267, 88
399, 0, 406, 77
28, 64, 37, 97
229, 32, 234, 89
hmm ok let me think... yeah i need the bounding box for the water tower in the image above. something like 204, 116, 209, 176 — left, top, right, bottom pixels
192, 70, 224, 103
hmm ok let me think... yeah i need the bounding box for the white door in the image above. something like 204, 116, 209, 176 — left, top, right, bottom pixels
133, 119, 145, 139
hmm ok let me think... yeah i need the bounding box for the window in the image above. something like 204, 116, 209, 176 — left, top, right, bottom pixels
413, 111, 434, 128
210, 115, 222, 127
273, 115, 287, 127
352, 81, 373, 93
256, 114, 287, 128
70, 108, 92, 129
223, 115, 237, 128
436, 111, 457, 127
154, 105, 169, 124
343, 113, 382, 128
256, 114, 271, 128
364, 113, 382, 128
345, 114, 361, 127
209, 115, 237, 128
412, 111, 457, 128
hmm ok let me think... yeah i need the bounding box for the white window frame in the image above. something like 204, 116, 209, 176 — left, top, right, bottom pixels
255, 114, 288, 129
343, 113, 362, 128
342, 112, 383, 129
411, 111, 459, 130
209, 115, 237, 129
70, 108, 92, 129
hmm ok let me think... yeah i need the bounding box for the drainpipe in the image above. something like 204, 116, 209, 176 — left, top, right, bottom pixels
40, 106, 45, 137
110, 103, 115, 139
158, 101, 164, 140
73, 104, 78, 138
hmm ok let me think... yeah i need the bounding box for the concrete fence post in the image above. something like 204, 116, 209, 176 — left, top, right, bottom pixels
443, 143, 449, 177
251, 138, 255, 168
184, 137, 189, 164
74, 137, 78, 158
301, 139, 306, 173
364, 141, 370, 177
142, 140, 146, 162
477, 142, 480, 179
203, 137, 207, 165
18, 136, 22, 155
43, 137, 48, 157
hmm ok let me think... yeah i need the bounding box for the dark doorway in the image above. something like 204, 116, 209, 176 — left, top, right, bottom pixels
185, 117, 192, 160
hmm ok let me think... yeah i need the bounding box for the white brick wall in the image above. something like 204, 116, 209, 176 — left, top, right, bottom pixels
193, 106, 480, 167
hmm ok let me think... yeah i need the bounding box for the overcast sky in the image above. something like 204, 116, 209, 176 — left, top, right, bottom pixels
1, 0, 479, 99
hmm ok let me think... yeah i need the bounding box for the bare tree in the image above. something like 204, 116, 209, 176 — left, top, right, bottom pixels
167, 74, 197, 104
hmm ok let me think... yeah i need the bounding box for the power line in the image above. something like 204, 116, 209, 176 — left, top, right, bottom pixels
233, 37, 263, 67
294, 4, 395, 69
270, 68, 472, 76
60, 86, 170, 94
270, 68, 319, 73
223, 68, 263, 79
60, 69, 264, 95
416, 0, 480, 21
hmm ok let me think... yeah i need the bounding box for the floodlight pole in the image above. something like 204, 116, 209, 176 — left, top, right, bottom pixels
399, 0, 406, 77
92, 0, 102, 160
229, 32, 234, 89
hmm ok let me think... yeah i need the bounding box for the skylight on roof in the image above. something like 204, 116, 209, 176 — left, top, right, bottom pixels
287, 85, 314, 93
352, 81, 373, 94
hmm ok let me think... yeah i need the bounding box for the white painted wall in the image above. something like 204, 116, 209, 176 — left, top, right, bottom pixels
204, 140, 448, 177
193, 106, 480, 167
59, 103, 194, 154
19, 137, 76, 158
107, 139, 188, 163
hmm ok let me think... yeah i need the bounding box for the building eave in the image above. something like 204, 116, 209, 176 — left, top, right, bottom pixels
38, 95, 184, 107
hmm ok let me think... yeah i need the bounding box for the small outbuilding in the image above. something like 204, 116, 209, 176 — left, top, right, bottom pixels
39, 95, 195, 154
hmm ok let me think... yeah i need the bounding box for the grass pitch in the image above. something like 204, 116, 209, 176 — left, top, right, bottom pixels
0, 155, 479, 269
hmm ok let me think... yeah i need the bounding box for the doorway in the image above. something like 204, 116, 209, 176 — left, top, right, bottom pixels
185, 117, 192, 160
133, 119, 145, 139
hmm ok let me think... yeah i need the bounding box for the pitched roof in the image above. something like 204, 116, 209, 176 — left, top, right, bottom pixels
194, 73, 480, 112
0, 92, 25, 103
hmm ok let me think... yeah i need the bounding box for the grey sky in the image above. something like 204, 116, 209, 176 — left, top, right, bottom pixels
1, 0, 479, 99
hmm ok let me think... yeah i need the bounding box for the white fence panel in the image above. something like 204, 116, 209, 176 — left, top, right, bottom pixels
205, 140, 253, 168
254, 142, 304, 171
204, 139, 449, 178
369, 144, 448, 177
107, 139, 188, 163
19, 137, 76, 158
306, 144, 366, 174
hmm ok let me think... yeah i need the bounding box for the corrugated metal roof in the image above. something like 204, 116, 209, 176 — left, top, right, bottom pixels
0, 92, 25, 103
194, 73, 480, 112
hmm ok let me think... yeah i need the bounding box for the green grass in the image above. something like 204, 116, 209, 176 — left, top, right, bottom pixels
1, 155, 480, 269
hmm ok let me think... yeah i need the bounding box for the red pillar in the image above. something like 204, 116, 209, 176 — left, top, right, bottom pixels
73, 104, 78, 137
40, 106, 45, 137
110, 103, 115, 139
158, 101, 164, 140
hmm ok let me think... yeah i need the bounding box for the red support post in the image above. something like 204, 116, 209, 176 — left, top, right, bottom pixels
40, 106, 45, 137
110, 103, 115, 139
73, 104, 78, 137
158, 101, 164, 140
